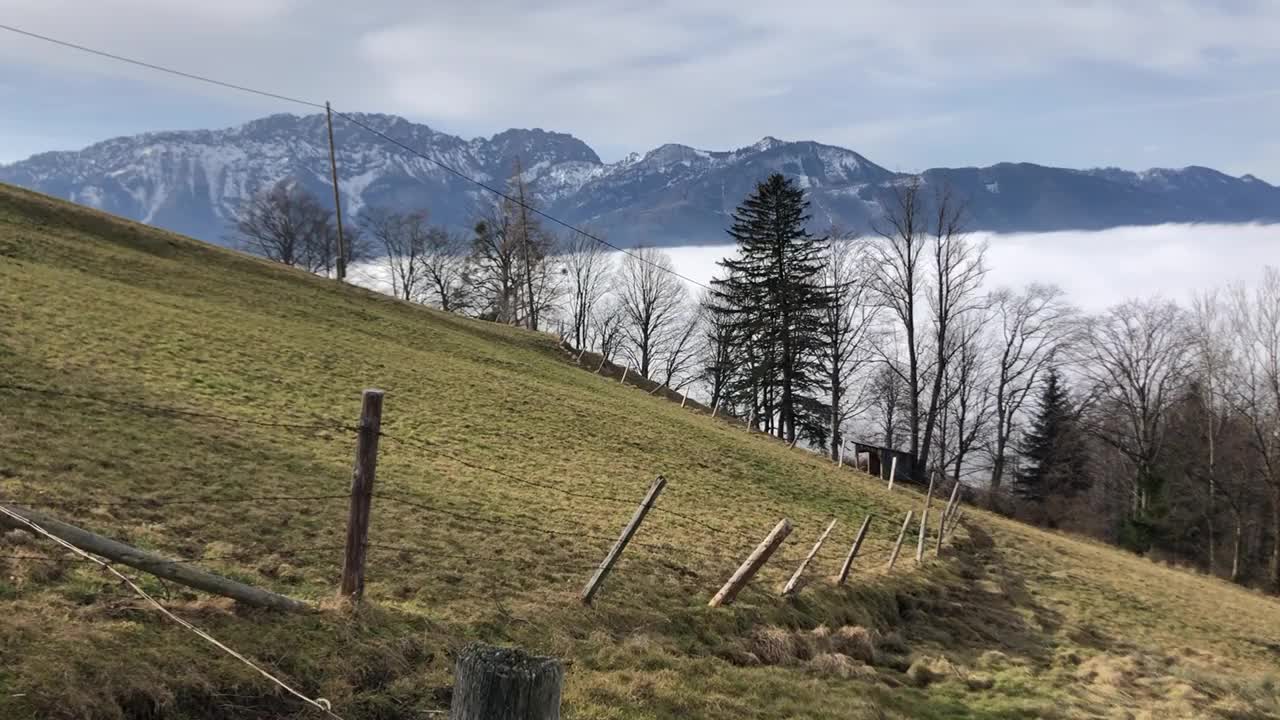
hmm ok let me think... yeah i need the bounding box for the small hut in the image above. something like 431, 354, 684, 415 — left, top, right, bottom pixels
850, 441, 919, 485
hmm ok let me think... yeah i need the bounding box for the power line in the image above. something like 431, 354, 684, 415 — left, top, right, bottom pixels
0, 24, 324, 109
0, 22, 715, 292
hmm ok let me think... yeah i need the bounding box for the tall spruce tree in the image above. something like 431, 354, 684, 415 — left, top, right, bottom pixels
713, 174, 832, 443
1013, 368, 1089, 506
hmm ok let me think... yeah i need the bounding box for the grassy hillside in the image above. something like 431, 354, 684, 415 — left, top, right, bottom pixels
1, 182, 1278, 719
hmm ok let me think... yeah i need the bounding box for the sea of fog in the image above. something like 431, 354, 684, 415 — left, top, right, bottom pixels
656, 223, 1280, 310
352, 222, 1280, 311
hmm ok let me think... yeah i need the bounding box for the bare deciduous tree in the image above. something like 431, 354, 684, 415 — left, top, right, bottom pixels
917, 187, 988, 480
360, 208, 430, 301
987, 284, 1077, 498
616, 247, 688, 379
1078, 298, 1192, 519
820, 234, 879, 461
563, 233, 612, 350
868, 178, 929, 463
421, 227, 471, 312
469, 209, 521, 323
235, 180, 337, 274
1225, 267, 1280, 590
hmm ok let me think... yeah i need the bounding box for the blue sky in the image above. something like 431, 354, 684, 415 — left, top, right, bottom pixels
2, 0, 1279, 181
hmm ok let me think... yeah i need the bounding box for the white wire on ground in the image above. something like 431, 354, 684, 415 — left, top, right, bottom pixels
0, 505, 342, 719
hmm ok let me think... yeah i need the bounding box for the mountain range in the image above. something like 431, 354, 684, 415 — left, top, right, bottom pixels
2, 112, 1278, 248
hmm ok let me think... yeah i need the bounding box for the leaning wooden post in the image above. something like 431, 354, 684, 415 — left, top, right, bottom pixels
915, 474, 936, 564
782, 518, 836, 596
449, 643, 563, 720
581, 476, 666, 604
886, 510, 913, 570
709, 519, 792, 607
935, 508, 948, 555
887, 456, 898, 490
837, 442, 845, 468
619, 366, 628, 384
339, 388, 383, 602
941, 481, 962, 527
681, 393, 688, 408
833, 514, 873, 585
946, 505, 965, 539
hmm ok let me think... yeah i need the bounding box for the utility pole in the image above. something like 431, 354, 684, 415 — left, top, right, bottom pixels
325, 101, 347, 282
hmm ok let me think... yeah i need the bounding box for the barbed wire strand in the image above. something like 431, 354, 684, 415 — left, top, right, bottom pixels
0, 494, 352, 510
0, 382, 355, 433
377, 431, 749, 541
0, 505, 343, 719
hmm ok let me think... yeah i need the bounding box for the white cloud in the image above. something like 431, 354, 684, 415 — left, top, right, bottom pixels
654, 223, 1280, 311
1, 1, 1280, 177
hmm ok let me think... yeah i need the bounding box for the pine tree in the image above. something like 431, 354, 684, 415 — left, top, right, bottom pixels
1013, 368, 1089, 506
713, 174, 832, 443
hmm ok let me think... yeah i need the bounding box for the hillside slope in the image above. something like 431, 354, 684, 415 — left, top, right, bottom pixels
1, 183, 1278, 719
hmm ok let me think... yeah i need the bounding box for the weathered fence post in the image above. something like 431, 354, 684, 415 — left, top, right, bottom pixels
887, 456, 898, 490
946, 506, 965, 538
581, 476, 666, 605
339, 388, 383, 603
450, 643, 563, 720
619, 366, 628, 384
915, 474, 936, 564
709, 518, 792, 607
886, 510, 913, 571
936, 509, 947, 555
834, 515, 873, 585
681, 393, 688, 408
942, 481, 962, 527
782, 518, 836, 596
837, 441, 845, 467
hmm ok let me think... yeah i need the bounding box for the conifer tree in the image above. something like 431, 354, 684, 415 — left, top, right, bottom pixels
1013, 368, 1089, 506
713, 174, 832, 443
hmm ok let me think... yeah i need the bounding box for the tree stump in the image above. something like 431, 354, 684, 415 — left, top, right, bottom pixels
449, 643, 563, 720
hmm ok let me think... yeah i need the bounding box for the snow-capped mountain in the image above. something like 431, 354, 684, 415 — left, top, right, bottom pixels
2, 112, 1278, 247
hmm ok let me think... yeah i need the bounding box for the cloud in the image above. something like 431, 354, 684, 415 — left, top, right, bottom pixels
654, 223, 1280, 311
1, 0, 1279, 177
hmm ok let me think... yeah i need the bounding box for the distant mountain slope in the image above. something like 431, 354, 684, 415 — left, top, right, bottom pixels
2, 112, 1278, 246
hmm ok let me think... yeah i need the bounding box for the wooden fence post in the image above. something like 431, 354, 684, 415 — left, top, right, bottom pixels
838, 442, 845, 467
942, 482, 961, 527
619, 366, 628, 384
782, 518, 836, 596
339, 388, 383, 602
681, 393, 688, 408
915, 474, 935, 564
449, 643, 563, 720
581, 476, 666, 605
936, 509, 947, 555
946, 506, 965, 538
833, 514, 872, 585
709, 518, 792, 607
886, 511, 913, 570
887, 456, 898, 490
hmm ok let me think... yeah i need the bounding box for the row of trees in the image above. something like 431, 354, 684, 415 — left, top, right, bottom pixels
234, 170, 1280, 593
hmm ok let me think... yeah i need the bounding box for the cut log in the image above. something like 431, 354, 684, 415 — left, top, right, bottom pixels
449, 642, 563, 720
0, 504, 309, 612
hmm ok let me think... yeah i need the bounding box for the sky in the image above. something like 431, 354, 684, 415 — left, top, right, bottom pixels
1, 0, 1280, 181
